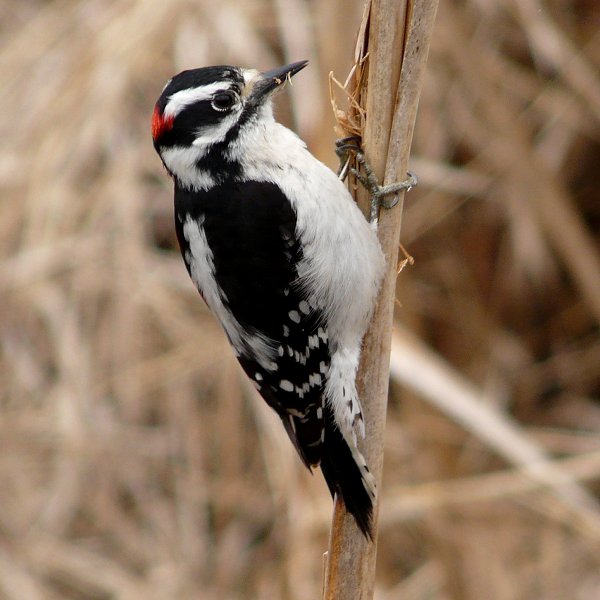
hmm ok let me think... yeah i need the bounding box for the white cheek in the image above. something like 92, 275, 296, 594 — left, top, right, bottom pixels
160, 146, 216, 191
192, 110, 241, 148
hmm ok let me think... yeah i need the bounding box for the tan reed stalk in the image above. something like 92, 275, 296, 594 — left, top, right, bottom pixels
322, 0, 439, 598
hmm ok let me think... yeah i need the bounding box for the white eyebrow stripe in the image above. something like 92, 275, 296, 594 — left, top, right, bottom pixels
164, 82, 232, 118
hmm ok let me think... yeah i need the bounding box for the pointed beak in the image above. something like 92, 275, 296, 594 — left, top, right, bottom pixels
249, 60, 308, 104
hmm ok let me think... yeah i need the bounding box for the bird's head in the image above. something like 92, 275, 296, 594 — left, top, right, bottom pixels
151, 60, 308, 187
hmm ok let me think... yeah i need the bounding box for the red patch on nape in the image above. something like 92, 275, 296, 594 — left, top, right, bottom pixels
151, 105, 174, 141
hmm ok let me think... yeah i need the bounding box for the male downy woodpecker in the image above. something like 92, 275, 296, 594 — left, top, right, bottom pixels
151, 60, 385, 537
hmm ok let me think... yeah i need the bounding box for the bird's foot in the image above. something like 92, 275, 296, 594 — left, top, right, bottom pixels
335, 136, 417, 225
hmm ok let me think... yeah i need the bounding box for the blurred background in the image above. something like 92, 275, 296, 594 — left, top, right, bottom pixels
1, 0, 600, 598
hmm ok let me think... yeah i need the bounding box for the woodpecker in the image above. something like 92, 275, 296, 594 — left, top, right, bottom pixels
152, 60, 385, 537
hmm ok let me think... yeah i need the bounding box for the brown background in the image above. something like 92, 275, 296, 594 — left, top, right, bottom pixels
1, 0, 599, 598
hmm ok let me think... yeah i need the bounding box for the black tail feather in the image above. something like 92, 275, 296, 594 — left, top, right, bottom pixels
319, 414, 374, 540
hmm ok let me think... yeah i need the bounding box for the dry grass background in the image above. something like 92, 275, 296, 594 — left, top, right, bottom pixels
1, 0, 600, 598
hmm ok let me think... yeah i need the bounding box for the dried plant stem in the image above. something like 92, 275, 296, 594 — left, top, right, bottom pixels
322, 1, 439, 598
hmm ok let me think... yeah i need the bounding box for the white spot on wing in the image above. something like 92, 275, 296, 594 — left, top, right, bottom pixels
279, 380, 294, 392
309, 373, 322, 387
287, 408, 306, 418
288, 310, 301, 324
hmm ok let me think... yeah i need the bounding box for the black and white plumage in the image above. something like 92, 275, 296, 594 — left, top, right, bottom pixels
152, 60, 385, 537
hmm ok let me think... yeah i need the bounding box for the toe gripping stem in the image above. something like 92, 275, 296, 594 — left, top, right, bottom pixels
336, 137, 417, 224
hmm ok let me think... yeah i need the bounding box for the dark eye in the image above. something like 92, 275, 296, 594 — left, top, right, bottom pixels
211, 91, 237, 112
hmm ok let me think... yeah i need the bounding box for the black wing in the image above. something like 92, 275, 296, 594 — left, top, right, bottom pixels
174, 180, 329, 467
